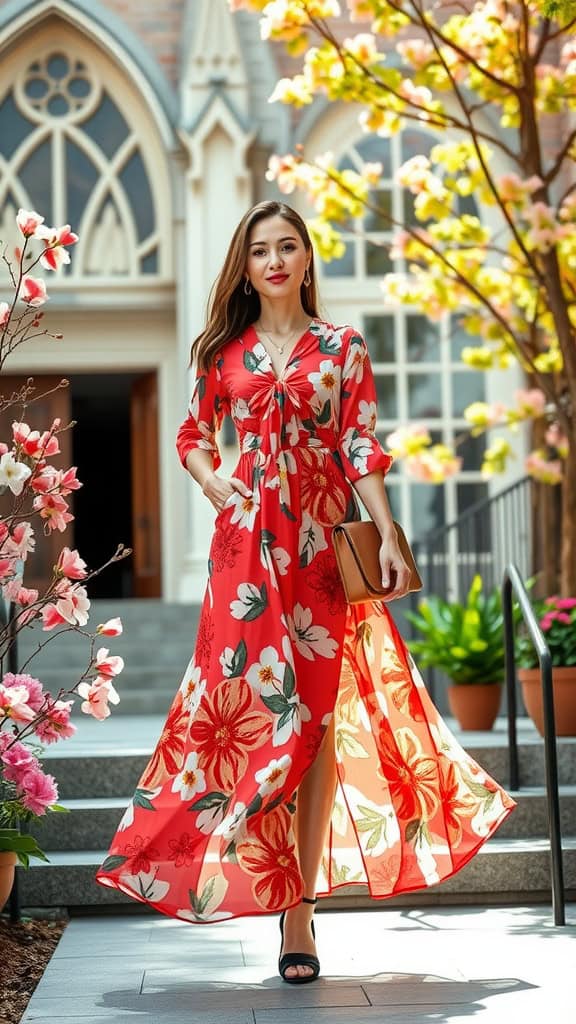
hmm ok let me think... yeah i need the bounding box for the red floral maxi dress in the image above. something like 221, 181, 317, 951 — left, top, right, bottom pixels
96, 320, 515, 922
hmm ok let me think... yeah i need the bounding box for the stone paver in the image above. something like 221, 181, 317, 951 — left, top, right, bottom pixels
22, 906, 576, 1024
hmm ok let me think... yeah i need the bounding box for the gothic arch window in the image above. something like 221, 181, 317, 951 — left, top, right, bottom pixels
0, 26, 172, 282
318, 128, 490, 558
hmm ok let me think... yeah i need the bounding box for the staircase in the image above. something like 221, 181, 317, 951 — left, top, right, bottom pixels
16, 599, 201, 716
18, 720, 576, 911
13, 598, 576, 911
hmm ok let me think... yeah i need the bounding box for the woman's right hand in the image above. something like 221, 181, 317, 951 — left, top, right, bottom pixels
202, 471, 252, 514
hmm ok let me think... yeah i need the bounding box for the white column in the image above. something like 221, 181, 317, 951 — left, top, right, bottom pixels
176, 106, 252, 601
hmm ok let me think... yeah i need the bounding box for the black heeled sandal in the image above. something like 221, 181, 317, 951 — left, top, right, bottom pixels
278, 896, 320, 984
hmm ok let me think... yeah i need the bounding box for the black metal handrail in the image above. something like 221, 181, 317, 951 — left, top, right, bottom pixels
502, 563, 565, 926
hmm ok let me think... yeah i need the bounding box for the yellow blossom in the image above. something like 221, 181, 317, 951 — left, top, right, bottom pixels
461, 346, 494, 370
481, 438, 514, 478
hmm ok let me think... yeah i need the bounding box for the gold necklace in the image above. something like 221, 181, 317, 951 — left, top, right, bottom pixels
256, 320, 310, 355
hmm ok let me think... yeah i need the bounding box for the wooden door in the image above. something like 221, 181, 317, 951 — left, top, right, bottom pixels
0, 376, 72, 593
130, 372, 162, 597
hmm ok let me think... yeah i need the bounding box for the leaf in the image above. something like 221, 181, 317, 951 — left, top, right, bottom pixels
198, 876, 217, 915
283, 662, 295, 699
461, 772, 495, 800
319, 336, 340, 354
260, 529, 276, 546
230, 639, 247, 676
196, 374, 206, 400
224, 841, 238, 863
133, 790, 157, 811
47, 804, 69, 814
261, 693, 289, 715
100, 854, 128, 872
189, 791, 229, 812
317, 398, 332, 424
405, 819, 420, 843
264, 791, 286, 814
336, 728, 369, 758
280, 502, 297, 522
243, 350, 263, 373
246, 793, 263, 818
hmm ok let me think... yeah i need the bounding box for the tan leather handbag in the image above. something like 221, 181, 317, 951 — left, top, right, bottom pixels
332, 520, 422, 604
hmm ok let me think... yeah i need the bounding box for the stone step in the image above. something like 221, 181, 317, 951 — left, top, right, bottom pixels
28, 789, 576, 853
16, 838, 576, 910
42, 738, 576, 799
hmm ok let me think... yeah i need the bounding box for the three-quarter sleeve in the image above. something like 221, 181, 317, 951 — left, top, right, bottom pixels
176, 356, 228, 471
337, 329, 393, 483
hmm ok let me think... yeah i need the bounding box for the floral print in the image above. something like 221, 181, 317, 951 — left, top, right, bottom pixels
96, 321, 514, 921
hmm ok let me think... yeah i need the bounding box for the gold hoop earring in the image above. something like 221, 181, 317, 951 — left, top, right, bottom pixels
244, 278, 252, 295
304, 268, 311, 287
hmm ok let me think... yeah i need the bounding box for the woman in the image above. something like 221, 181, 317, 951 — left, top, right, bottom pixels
96, 201, 515, 984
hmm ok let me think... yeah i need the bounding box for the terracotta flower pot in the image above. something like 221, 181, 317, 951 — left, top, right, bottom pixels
0, 850, 17, 912
518, 666, 576, 737
447, 682, 502, 731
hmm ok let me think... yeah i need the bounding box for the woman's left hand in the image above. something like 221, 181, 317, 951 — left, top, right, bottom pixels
379, 533, 412, 602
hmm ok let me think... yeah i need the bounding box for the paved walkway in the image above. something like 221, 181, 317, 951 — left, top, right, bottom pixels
23, 904, 575, 1023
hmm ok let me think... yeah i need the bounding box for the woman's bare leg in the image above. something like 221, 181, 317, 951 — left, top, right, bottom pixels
281, 718, 337, 979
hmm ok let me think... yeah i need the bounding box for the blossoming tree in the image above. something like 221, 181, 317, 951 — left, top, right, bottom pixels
0, 209, 128, 869
231, 0, 576, 592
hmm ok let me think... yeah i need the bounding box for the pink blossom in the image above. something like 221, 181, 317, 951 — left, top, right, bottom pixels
398, 79, 433, 108
5, 522, 36, 560
396, 154, 431, 193
95, 647, 124, 679
18, 766, 58, 815
34, 699, 76, 744
16, 208, 45, 237
13, 421, 60, 461
523, 202, 564, 253
537, 606, 569, 630
498, 173, 543, 204
77, 677, 120, 720
30, 467, 58, 493
2, 578, 38, 607
21, 276, 48, 306
0, 683, 35, 723
0, 522, 8, 545
40, 245, 71, 272
97, 617, 123, 637
32, 492, 73, 532
57, 547, 88, 580
0, 302, 10, 326
555, 598, 576, 611
0, 558, 16, 579
514, 387, 546, 418
55, 466, 82, 495
2, 672, 44, 712
42, 603, 66, 631
525, 450, 562, 484
396, 38, 434, 69
1, 740, 38, 784
36, 224, 78, 272
53, 583, 90, 627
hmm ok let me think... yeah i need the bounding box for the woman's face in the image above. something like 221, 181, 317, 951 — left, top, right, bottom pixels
245, 215, 310, 304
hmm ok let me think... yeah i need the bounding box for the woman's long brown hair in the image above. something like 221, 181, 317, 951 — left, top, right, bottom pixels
190, 201, 320, 372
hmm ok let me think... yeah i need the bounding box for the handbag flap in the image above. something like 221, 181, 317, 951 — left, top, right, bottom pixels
333, 520, 422, 597
334, 520, 386, 594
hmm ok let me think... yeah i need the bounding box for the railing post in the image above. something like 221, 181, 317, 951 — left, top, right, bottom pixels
502, 572, 519, 791
540, 647, 565, 927
502, 564, 565, 927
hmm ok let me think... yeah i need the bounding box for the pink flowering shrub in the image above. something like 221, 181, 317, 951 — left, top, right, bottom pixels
516, 596, 576, 670
0, 210, 130, 866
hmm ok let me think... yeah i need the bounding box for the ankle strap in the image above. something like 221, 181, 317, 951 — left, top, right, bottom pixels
302, 896, 317, 905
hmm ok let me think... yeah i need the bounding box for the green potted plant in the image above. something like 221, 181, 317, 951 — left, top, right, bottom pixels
516, 596, 576, 736
404, 575, 506, 730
